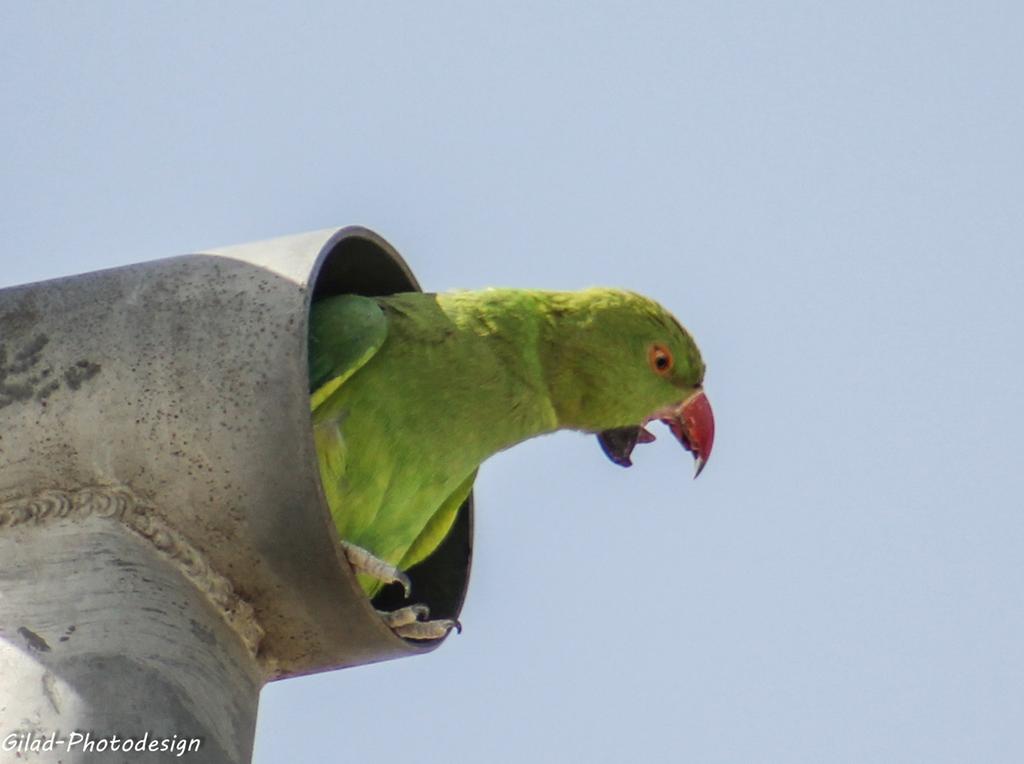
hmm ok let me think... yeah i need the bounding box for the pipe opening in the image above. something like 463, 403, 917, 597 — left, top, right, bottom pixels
308, 228, 473, 634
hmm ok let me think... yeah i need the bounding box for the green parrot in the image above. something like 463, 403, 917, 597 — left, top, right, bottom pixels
309, 288, 714, 639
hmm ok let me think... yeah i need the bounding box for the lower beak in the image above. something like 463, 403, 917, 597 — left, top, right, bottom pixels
662, 390, 715, 478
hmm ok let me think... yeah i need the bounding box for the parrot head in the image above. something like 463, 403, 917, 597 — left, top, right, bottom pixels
542, 289, 714, 477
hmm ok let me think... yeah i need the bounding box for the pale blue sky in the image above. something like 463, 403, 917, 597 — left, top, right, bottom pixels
2, 2, 1022, 762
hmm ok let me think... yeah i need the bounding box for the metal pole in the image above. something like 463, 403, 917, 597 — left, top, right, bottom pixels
0, 227, 473, 762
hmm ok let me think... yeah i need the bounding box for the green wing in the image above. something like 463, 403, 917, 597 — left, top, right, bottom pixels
309, 294, 388, 539
309, 294, 388, 410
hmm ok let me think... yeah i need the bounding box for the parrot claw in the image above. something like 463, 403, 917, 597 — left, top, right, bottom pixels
393, 617, 461, 640
377, 604, 431, 628
376, 605, 461, 640
339, 541, 412, 598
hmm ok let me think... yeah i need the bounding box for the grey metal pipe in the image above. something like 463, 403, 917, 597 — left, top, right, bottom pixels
0, 227, 473, 762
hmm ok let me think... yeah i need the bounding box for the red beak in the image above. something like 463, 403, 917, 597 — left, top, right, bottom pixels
662, 390, 715, 478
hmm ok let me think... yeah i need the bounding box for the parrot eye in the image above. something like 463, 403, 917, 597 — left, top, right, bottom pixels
648, 344, 674, 376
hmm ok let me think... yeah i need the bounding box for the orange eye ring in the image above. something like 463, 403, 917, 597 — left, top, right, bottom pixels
648, 344, 674, 376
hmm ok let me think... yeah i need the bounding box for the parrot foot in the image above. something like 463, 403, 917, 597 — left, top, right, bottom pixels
378, 604, 461, 641
339, 541, 411, 598
339, 543, 458, 640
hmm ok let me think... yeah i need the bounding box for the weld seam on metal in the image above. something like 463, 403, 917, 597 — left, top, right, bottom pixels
0, 486, 265, 656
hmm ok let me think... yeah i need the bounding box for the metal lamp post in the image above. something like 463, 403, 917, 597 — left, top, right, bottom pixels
0, 227, 473, 762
